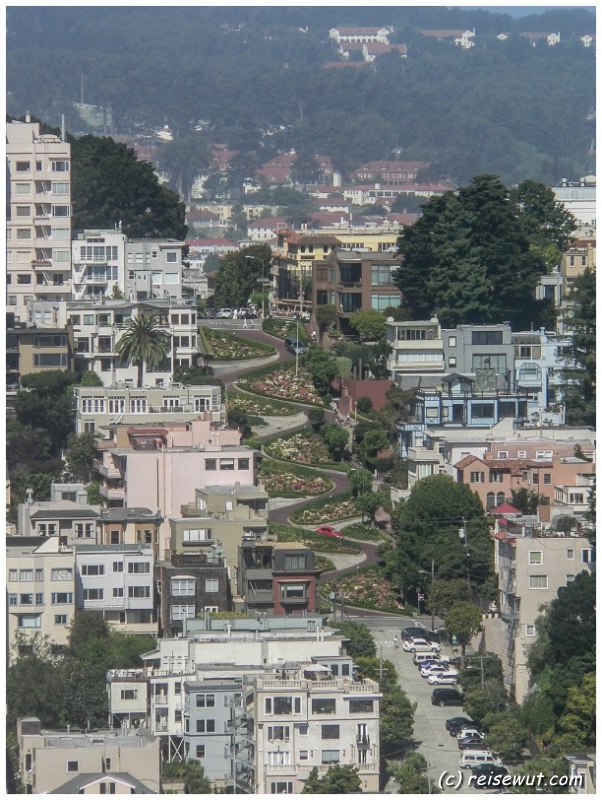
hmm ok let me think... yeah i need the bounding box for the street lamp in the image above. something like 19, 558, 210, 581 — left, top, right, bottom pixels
459, 517, 471, 589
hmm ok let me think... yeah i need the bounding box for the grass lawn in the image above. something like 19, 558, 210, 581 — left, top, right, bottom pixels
270, 523, 362, 554
201, 328, 276, 360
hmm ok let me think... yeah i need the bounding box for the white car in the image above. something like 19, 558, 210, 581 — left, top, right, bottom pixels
402, 638, 441, 653
217, 307, 233, 318
420, 663, 454, 678
427, 671, 458, 685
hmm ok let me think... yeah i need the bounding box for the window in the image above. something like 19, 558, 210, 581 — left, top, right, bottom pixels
582, 549, 593, 564
543, 474, 552, 485
205, 459, 217, 471
371, 293, 400, 311
267, 726, 290, 741
470, 472, 485, 483
566, 575, 575, 583
238, 458, 250, 470
529, 575, 548, 590
52, 592, 73, 604
196, 694, 215, 708
16, 161, 30, 171
112, 588, 124, 598
196, 745, 206, 758
321, 724, 340, 739
121, 689, 137, 700
219, 459, 235, 470
55, 615, 68, 625
280, 583, 306, 599
205, 579, 219, 593
8, 569, 18, 582
529, 551, 543, 566
183, 529, 213, 543
67, 760, 78, 772
51, 161, 69, 172
490, 470, 503, 483
128, 562, 150, 574
15, 182, 30, 193
20, 594, 34, 606
532, 473, 539, 485
81, 564, 104, 576
172, 579, 195, 596
284, 555, 306, 571
322, 750, 340, 764
299, 750, 309, 761
16, 205, 31, 217
196, 719, 215, 733
128, 586, 150, 598
472, 330, 503, 345
52, 205, 70, 217
525, 625, 536, 637
270, 782, 293, 794
312, 698, 336, 714
566, 549, 574, 560
171, 605, 195, 620
18, 614, 41, 628
471, 403, 495, 419
8, 594, 17, 606
51, 181, 69, 194
35, 593, 44, 605
51, 568, 72, 581
472, 354, 507, 372
448, 357, 457, 367
83, 588, 104, 600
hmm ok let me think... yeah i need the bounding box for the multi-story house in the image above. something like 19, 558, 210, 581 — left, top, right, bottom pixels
71, 229, 127, 301
312, 247, 403, 335
74, 382, 224, 434
249, 659, 381, 794
7, 536, 76, 653
481, 529, 594, 702
16, 716, 160, 794
386, 317, 445, 386
329, 26, 391, 44
352, 160, 428, 183
99, 507, 164, 558
125, 238, 186, 301
156, 547, 231, 636
561, 238, 596, 282
6, 318, 74, 391
553, 181, 597, 229
171, 483, 269, 596
238, 541, 319, 615
17, 496, 101, 543
272, 231, 342, 313
7, 117, 72, 321
75, 544, 156, 635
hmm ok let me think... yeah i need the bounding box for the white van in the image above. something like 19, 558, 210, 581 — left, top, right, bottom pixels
413, 652, 444, 666
459, 751, 503, 770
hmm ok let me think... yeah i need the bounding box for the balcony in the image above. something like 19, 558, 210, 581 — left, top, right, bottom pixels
357, 734, 371, 747
93, 459, 121, 479
110, 620, 157, 636
154, 694, 169, 706
246, 589, 273, 603
500, 608, 520, 624
34, 283, 71, 296
279, 594, 309, 605
99, 485, 125, 501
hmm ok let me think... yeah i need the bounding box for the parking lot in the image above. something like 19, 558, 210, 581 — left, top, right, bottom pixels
369, 621, 483, 793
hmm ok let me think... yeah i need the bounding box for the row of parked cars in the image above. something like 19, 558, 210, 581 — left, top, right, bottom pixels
209, 307, 258, 319
401, 627, 507, 778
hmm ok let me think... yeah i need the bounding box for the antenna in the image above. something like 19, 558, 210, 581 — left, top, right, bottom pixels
61, 114, 66, 143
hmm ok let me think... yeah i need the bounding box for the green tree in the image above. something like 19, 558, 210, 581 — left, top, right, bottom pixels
563, 268, 596, 427
387, 753, 438, 794
78, 370, 104, 386
348, 309, 387, 342
302, 764, 362, 794
71, 135, 187, 238
510, 180, 576, 253
308, 408, 325, 433
349, 467, 373, 497
64, 432, 97, 483
462, 683, 508, 724
428, 578, 472, 617
116, 313, 170, 387
356, 428, 389, 468
180, 760, 212, 794
213, 245, 272, 310
510, 488, 546, 515
356, 490, 385, 527
546, 571, 595, 666
314, 304, 338, 342
510, 755, 569, 794
444, 601, 482, 668
156, 135, 211, 202
6, 634, 63, 729
484, 713, 529, 763
321, 422, 349, 462
334, 621, 376, 659
356, 396, 373, 415
227, 407, 252, 439
304, 346, 339, 395
395, 175, 548, 328
555, 673, 595, 750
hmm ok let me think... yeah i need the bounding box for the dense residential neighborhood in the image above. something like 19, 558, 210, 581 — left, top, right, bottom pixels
5, 6, 596, 797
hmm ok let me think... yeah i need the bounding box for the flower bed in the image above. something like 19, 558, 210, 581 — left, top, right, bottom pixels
263, 430, 333, 466
237, 366, 323, 406
289, 492, 359, 525
270, 523, 362, 554
201, 328, 276, 360
263, 318, 309, 342
227, 390, 298, 417
322, 567, 407, 614
260, 460, 333, 497
338, 522, 383, 542
314, 555, 336, 574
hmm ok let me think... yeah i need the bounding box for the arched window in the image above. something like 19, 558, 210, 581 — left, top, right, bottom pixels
496, 492, 505, 506
486, 492, 496, 511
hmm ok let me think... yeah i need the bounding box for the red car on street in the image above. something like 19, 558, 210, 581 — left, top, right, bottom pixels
315, 526, 343, 539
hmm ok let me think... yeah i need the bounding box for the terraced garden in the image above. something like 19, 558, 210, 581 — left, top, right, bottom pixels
269, 523, 362, 554
200, 328, 276, 360
259, 459, 334, 498
227, 389, 299, 417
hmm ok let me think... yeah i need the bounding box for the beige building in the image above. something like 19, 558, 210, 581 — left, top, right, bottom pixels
7, 537, 76, 655
561, 239, 596, 282
17, 717, 160, 794
6, 322, 75, 389
481, 531, 594, 702
7, 118, 72, 321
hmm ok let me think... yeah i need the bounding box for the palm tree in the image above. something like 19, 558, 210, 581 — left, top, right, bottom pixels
116, 313, 170, 387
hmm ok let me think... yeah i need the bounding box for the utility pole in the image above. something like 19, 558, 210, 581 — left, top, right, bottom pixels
430, 558, 435, 631
459, 517, 471, 589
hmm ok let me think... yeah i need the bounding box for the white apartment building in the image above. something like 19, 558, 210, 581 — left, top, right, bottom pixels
74, 382, 224, 434
75, 544, 156, 635
7, 118, 72, 321
481, 531, 594, 703
71, 229, 127, 300
125, 239, 186, 301
7, 537, 76, 655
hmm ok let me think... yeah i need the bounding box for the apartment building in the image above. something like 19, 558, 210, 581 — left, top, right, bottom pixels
7, 536, 76, 653
249, 661, 381, 794
7, 118, 72, 321
125, 238, 186, 301
481, 530, 594, 702
6, 319, 75, 390
74, 382, 224, 434
17, 717, 160, 794
386, 317, 445, 384
238, 541, 319, 615
75, 544, 156, 635
99, 507, 163, 558
17, 497, 101, 542
312, 247, 403, 334
71, 229, 127, 300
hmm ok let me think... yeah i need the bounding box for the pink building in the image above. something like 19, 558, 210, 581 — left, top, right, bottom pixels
95, 416, 257, 553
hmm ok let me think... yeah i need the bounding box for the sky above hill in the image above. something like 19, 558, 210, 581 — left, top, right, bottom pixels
459, 5, 595, 15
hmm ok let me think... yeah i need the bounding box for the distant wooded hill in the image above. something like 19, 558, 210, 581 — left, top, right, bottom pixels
6, 7, 595, 186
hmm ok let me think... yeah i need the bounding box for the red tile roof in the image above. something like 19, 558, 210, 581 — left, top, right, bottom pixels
491, 503, 521, 515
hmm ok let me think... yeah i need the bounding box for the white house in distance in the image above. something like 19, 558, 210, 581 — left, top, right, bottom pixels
329, 26, 391, 45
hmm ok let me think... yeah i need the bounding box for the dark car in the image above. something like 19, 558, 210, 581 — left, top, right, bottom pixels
446, 716, 473, 734
402, 627, 439, 643
470, 764, 509, 785
431, 688, 464, 707
205, 308, 217, 319
458, 736, 488, 751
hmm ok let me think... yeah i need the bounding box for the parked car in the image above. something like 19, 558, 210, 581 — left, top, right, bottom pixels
205, 308, 217, 319
402, 638, 441, 653
459, 737, 489, 751
413, 653, 444, 667
427, 672, 458, 685
315, 526, 342, 539
446, 716, 474, 734
284, 337, 307, 355
420, 663, 454, 678
402, 626, 430, 641
470, 763, 508, 781
457, 727, 484, 742
459, 750, 503, 770
432, 688, 464, 707
217, 307, 233, 319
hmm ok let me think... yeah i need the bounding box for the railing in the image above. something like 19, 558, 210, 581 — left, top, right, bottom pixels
93, 459, 121, 479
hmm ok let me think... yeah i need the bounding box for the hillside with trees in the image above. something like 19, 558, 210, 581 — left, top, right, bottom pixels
6, 7, 595, 186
